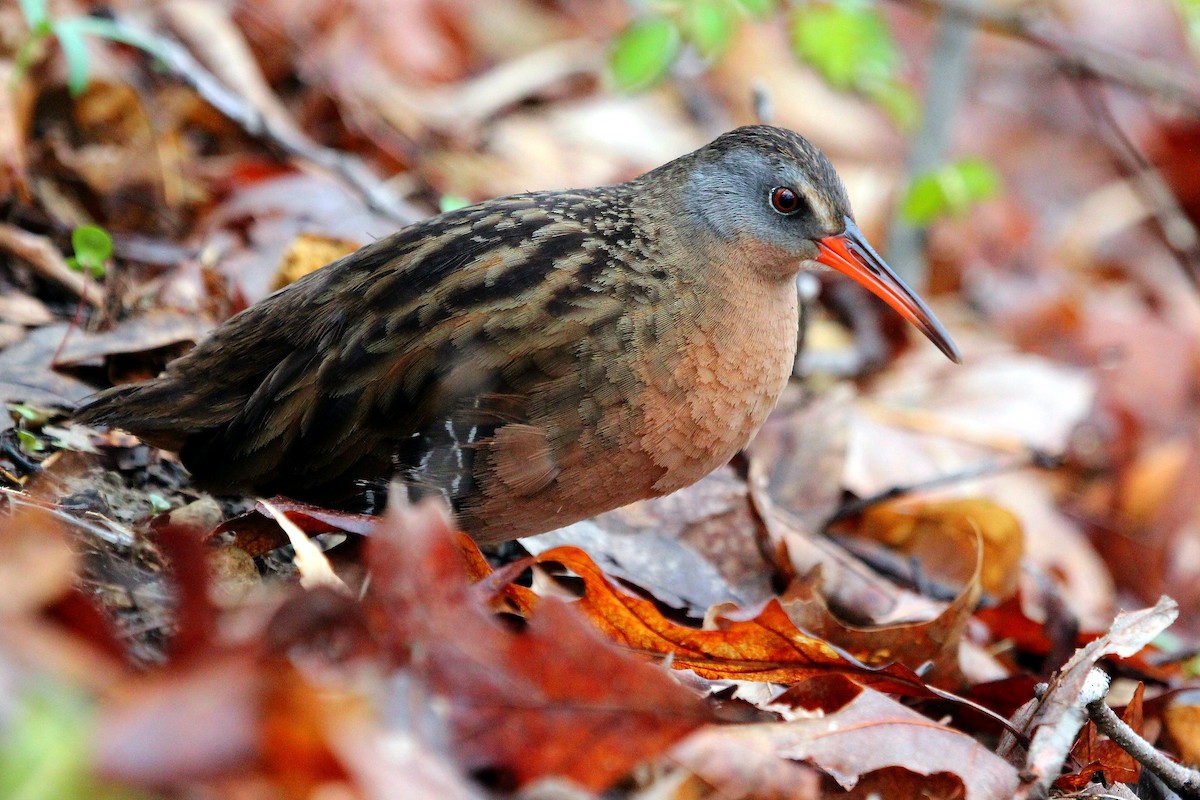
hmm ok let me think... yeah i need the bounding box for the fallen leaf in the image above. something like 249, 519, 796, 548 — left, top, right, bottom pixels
674, 674, 1018, 800
845, 350, 1095, 495
0, 500, 76, 615
780, 552, 980, 687
853, 498, 1022, 599
1164, 688, 1200, 767
1056, 682, 1143, 790
270, 233, 360, 290
748, 383, 853, 533
1015, 597, 1178, 797
668, 726, 824, 800
536, 545, 940, 694
216, 496, 377, 556
0, 325, 96, 431
525, 465, 776, 613
366, 497, 711, 791
95, 654, 265, 783
53, 311, 211, 368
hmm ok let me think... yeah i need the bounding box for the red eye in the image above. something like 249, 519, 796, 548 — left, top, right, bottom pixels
770, 186, 801, 215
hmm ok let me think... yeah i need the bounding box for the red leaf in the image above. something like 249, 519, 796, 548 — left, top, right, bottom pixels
365, 497, 711, 791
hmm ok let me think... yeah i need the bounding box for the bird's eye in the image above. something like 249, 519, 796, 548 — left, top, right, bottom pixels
770, 186, 802, 215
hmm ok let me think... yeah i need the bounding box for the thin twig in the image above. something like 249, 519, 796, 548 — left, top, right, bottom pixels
1073, 78, 1200, 289
112, 16, 423, 226
1088, 696, 1200, 798
888, 0, 1200, 116
826, 449, 1058, 523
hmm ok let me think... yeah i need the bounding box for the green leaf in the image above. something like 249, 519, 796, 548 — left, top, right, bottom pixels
684, 0, 737, 59
865, 77, 919, 130
16, 429, 44, 453
148, 493, 171, 514
51, 20, 91, 96
9, 403, 46, 423
732, 0, 778, 19
18, 0, 51, 33
71, 224, 113, 269
901, 157, 1001, 226
438, 194, 470, 213
1175, 0, 1200, 54
609, 16, 681, 92
0, 683, 142, 800
791, 2, 899, 91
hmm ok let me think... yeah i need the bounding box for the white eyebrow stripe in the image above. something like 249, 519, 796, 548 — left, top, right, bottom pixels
797, 181, 837, 231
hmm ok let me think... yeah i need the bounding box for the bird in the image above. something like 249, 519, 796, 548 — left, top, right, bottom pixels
75, 125, 960, 544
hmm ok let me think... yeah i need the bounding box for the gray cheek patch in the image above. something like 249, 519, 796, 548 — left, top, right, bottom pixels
682, 167, 756, 241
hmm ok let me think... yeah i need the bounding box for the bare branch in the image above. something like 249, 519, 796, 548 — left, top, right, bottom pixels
888, 0, 1200, 115
1088, 692, 1200, 798
1074, 79, 1200, 290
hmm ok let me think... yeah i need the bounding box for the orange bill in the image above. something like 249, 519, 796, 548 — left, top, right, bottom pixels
817, 217, 962, 364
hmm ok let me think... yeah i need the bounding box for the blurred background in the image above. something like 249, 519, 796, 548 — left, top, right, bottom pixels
7, 0, 1200, 794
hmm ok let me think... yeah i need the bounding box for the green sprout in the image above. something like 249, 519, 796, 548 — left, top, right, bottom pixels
16, 0, 165, 96
609, 16, 682, 91
15, 429, 45, 455
65, 225, 113, 280
608, 0, 915, 127
901, 158, 1002, 226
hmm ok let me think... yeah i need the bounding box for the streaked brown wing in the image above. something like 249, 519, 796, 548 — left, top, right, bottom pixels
79, 188, 641, 504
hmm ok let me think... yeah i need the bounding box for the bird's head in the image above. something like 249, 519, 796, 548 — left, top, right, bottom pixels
680, 125, 961, 364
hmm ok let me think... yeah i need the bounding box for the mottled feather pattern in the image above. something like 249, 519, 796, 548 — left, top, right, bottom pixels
76, 126, 852, 542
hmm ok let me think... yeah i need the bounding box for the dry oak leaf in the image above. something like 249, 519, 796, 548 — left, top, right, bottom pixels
673, 674, 1019, 800
779, 555, 979, 688
365, 497, 711, 792
536, 545, 940, 694
1056, 681, 1143, 791
1164, 688, 1200, 767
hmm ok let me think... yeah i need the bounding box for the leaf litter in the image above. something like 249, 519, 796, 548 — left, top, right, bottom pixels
5, 0, 1200, 798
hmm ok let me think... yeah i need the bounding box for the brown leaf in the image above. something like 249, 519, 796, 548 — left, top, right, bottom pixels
674, 675, 1018, 800
525, 465, 777, 613
53, 311, 211, 368
95, 654, 265, 783
536, 545, 937, 694
0, 498, 76, 615
216, 496, 378, 556
0, 324, 97, 430
270, 233, 360, 290
748, 384, 852, 533
365, 497, 711, 791
201, 170, 391, 302
1164, 688, 1200, 767
669, 727, 824, 800
1016, 597, 1177, 796
1056, 682, 1143, 790
779, 553, 980, 688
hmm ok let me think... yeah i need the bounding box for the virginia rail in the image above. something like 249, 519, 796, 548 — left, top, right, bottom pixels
77, 126, 960, 543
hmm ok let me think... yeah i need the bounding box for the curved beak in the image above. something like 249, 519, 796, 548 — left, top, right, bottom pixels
816, 217, 962, 364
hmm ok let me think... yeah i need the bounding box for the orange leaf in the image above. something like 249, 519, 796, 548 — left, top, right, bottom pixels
537, 545, 934, 694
